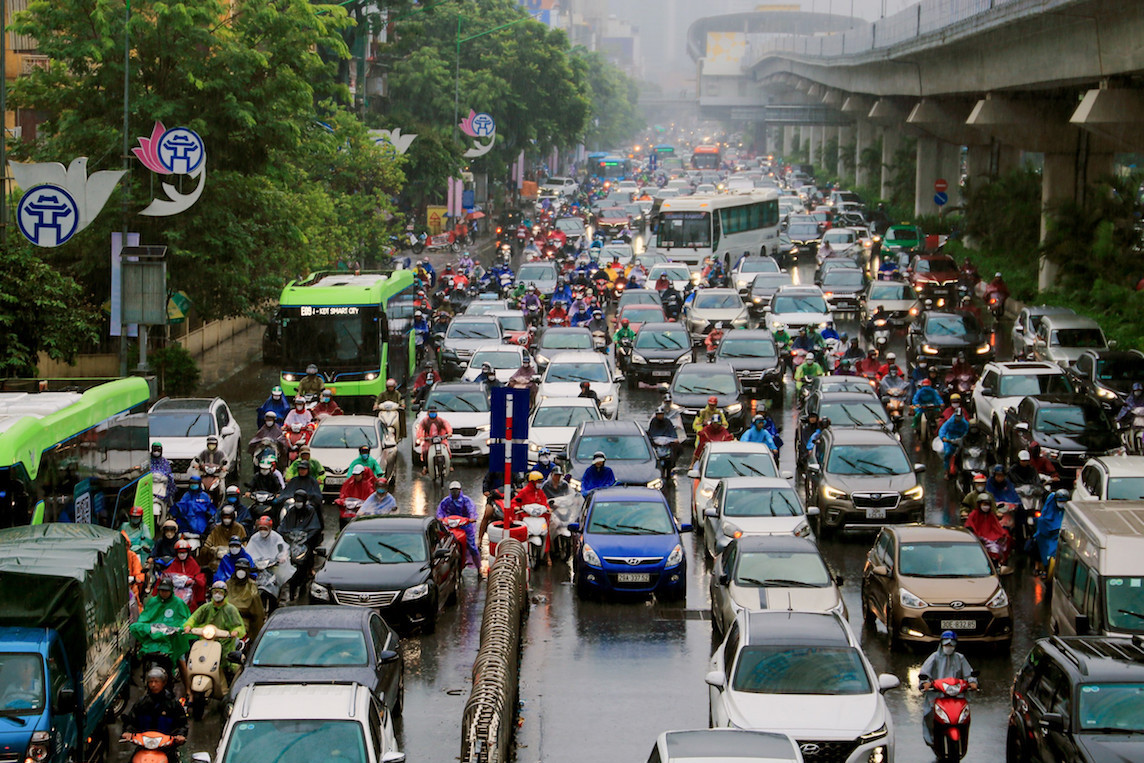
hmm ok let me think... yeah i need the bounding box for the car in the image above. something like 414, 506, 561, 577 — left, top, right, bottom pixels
972, 361, 1075, 438
861, 280, 920, 326
1033, 313, 1111, 368
228, 605, 403, 713
532, 326, 595, 370
628, 323, 693, 385
601, 243, 635, 265
570, 486, 690, 600
746, 272, 794, 315
818, 267, 867, 314
647, 262, 694, 292
1066, 349, 1144, 412
460, 343, 531, 384
688, 442, 783, 530
310, 514, 461, 633
204, 682, 404, 763
800, 392, 892, 447
764, 285, 832, 332
883, 223, 923, 254
308, 415, 385, 496
616, 288, 664, 312
148, 397, 242, 484
1011, 304, 1076, 356
596, 207, 631, 239
667, 362, 748, 433
616, 303, 667, 333
816, 228, 862, 264
527, 396, 602, 461
784, 218, 822, 258
554, 216, 587, 247
624, 203, 647, 233
906, 254, 959, 300
710, 535, 845, 634
1000, 395, 1122, 478
463, 299, 510, 316
731, 256, 781, 293
712, 329, 784, 399
414, 382, 491, 459
707, 610, 898, 761
860, 524, 1012, 647
565, 420, 661, 489
1075, 456, 1144, 501
538, 351, 620, 419
515, 261, 559, 296
805, 428, 925, 535
799, 375, 879, 400
438, 316, 503, 380
905, 310, 992, 368
541, 176, 578, 196
812, 253, 864, 287
1007, 636, 1144, 763
487, 310, 530, 346
646, 729, 802, 763
682, 289, 749, 337
695, 183, 717, 195
702, 476, 812, 558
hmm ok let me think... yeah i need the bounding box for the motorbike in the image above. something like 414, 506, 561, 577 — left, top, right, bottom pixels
870, 317, 890, 349
253, 556, 288, 613
187, 624, 242, 720
151, 472, 172, 523
615, 337, 634, 372
1121, 406, 1144, 454
198, 461, 228, 503
921, 673, 979, 763
444, 515, 474, 568
956, 425, 991, 495
427, 435, 452, 488
152, 556, 195, 606
985, 290, 1006, 321
547, 493, 578, 562
652, 436, 677, 482
338, 496, 364, 529
248, 490, 277, 528
413, 230, 460, 255
121, 732, 181, 763
880, 377, 910, 431
518, 503, 551, 569
915, 403, 942, 441
1014, 476, 1052, 545
376, 401, 402, 483
524, 302, 543, 327
661, 292, 682, 321
948, 371, 977, 401
283, 424, 313, 462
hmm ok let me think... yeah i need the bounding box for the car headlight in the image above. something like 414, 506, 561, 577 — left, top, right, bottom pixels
602, 395, 614, 405
902, 485, 924, 501
1097, 387, 1118, 400
646, 477, 664, 490
794, 521, 811, 537
922, 344, 939, 355
309, 582, 330, 601
899, 588, 928, 608
772, 320, 784, 329
477, 424, 491, 432
282, 373, 297, 382
529, 441, 540, 452
536, 354, 549, 365
975, 342, 991, 355
665, 543, 684, 567
819, 321, 829, 328
860, 724, 889, 743
700, 486, 715, 498
753, 296, 761, 304
986, 587, 1009, 609
1041, 447, 1061, 459
403, 582, 430, 601
914, 284, 924, 292
582, 542, 601, 567
821, 485, 847, 501
631, 352, 647, 363
670, 402, 683, 411
724, 403, 743, 414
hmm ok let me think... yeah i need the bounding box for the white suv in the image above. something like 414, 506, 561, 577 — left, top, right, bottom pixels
972, 361, 1075, 438
706, 610, 899, 762
148, 397, 242, 484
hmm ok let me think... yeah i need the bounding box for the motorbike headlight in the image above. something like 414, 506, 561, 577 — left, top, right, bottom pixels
975, 342, 991, 354
922, 344, 939, 355
403, 582, 430, 601
902, 485, 924, 501
309, 583, 330, 601
819, 321, 829, 329
582, 542, 601, 567
602, 395, 614, 405
631, 352, 647, 363
821, 485, 847, 501
986, 587, 1010, 609
899, 588, 928, 608
646, 478, 664, 490
724, 403, 743, 414
665, 543, 684, 567
934, 703, 951, 724
772, 320, 783, 329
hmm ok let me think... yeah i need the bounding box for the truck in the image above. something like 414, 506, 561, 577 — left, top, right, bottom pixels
0, 524, 133, 763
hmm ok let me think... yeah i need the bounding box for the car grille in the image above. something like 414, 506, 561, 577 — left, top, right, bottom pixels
332, 589, 399, 607
1059, 452, 1086, 469
454, 427, 480, 437
795, 739, 860, 763
608, 572, 660, 589
738, 370, 765, 381
170, 458, 193, 475
603, 556, 661, 565
852, 492, 900, 510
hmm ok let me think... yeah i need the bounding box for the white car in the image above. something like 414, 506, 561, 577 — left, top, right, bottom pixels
702, 477, 813, 559
1074, 456, 1144, 501
687, 442, 784, 530
527, 396, 602, 461
537, 351, 620, 419
414, 382, 491, 459
764, 285, 833, 332
647, 262, 694, 291
461, 344, 531, 384
816, 228, 862, 264
731, 256, 782, 293
199, 682, 404, 763
707, 610, 898, 762
972, 361, 1075, 436
148, 397, 242, 483
682, 288, 750, 336
307, 415, 384, 496
540, 176, 578, 196
1011, 305, 1076, 356
647, 729, 801, 763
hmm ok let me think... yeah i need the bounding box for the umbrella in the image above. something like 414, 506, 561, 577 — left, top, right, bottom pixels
467, 211, 485, 220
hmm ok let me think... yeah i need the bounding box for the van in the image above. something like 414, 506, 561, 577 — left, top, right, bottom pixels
1052, 499, 1144, 637
1033, 313, 1109, 368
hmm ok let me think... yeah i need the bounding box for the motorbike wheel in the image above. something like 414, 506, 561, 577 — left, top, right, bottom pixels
260, 589, 278, 615
552, 535, 571, 562
528, 542, 542, 570
411, 242, 425, 255
450, 241, 460, 253
191, 691, 207, 721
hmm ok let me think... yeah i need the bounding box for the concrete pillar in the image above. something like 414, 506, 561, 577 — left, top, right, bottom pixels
966, 144, 991, 189
937, 140, 962, 209
914, 136, 939, 217
1038, 144, 1114, 288
837, 124, 854, 177
854, 120, 875, 188
807, 125, 820, 166
815, 127, 827, 168
996, 145, 1020, 175
880, 126, 901, 201
782, 126, 795, 156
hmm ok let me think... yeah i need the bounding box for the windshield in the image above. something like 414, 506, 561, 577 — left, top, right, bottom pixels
898, 541, 993, 577
1078, 683, 1144, 733
251, 629, 369, 667
545, 362, 610, 383
1052, 328, 1106, 348
540, 333, 593, 351
532, 405, 600, 428
739, 259, 779, 274
586, 500, 673, 534
279, 306, 381, 366
1096, 358, 1144, 389
826, 444, 911, 475
555, 218, 585, 234
447, 321, 499, 340
887, 227, 921, 241
0, 654, 44, 714
997, 374, 1073, 397
723, 487, 802, 517
695, 293, 743, 310
915, 257, 957, 273
470, 350, 522, 369
425, 390, 489, 413
705, 452, 778, 478
823, 270, 865, 287
926, 314, 978, 336
819, 402, 888, 428
494, 314, 527, 332
718, 337, 778, 359
1034, 406, 1092, 434
635, 329, 690, 351
822, 231, 856, 246
751, 274, 790, 290
735, 551, 831, 587
331, 530, 427, 564
518, 264, 556, 281
732, 646, 871, 695
672, 369, 738, 396
658, 212, 711, 248
771, 294, 828, 314
221, 719, 367, 763
574, 434, 651, 461
651, 266, 691, 281
623, 306, 665, 322
309, 423, 378, 449
150, 412, 215, 438
787, 223, 820, 239
1105, 577, 1144, 632
600, 208, 627, 219
1107, 478, 1144, 500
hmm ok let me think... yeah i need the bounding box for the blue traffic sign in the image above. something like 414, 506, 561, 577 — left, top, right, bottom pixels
934, 192, 949, 206
489, 387, 531, 476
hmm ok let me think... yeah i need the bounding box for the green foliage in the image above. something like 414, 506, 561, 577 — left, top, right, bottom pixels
821, 136, 838, 176
1041, 173, 1142, 291
570, 47, 644, 151
838, 140, 856, 182
886, 137, 917, 210
150, 343, 201, 396
963, 167, 1040, 253
859, 136, 881, 186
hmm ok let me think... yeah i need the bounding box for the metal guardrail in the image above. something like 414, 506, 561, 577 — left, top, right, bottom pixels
461, 538, 529, 763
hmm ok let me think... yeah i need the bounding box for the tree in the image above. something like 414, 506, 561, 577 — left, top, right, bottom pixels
569, 47, 644, 150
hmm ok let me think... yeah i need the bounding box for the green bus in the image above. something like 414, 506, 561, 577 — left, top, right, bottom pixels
0, 378, 153, 530
263, 269, 418, 410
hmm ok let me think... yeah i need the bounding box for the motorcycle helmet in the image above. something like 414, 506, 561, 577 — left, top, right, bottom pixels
1017, 449, 1031, 461
940, 630, 957, 644
306, 364, 319, 375
271, 386, 283, 398
174, 539, 192, 553
292, 489, 309, 504
259, 459, 273, 474
621, 318, 630, 326
592, 451, 606, 464
189, 474, 202, 486
920, 379, 932, 386
949, 393, 961, 402
155, 578, 174, 593
295, 459, 310, 471
386, 378, 397, 389
161, 519, 178, 535
146, 666, 169, 683
220, 505, 236, 522
264, 411, 278, 422
1055, 488, 1070, 501
320, 389, 332, 401
206, 435, 219, 449
151, 442, 163, 456
528, 471, 543, 482
972, 472, 987, 484
708, 396, 718, 406
225, 485, 240, 501
294, 397, 306, 409
886, 353, 896, 362
234, 557, 252, 572
256, 515, 274, 530
211, 580, 228, 594
129, 505, 144, 519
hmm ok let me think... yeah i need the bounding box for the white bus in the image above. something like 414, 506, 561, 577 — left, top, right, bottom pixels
652, 190, 780, 266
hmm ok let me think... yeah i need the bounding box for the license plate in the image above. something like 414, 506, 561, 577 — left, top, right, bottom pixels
941, 619, 976, 630
866, 507, 887, 520
449, 438, 462, 448
616, 573, 650, 583
326, 476, 347, 486
653, 370, 672, 377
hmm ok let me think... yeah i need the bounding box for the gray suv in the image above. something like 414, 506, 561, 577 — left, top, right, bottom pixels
438, 316, 503, 379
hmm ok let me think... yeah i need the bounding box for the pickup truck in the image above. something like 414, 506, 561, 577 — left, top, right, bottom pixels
0, 525, 133, 763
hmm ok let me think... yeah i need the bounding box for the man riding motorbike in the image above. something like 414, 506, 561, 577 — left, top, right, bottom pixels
256, 386, 290, 428
795, 351, 826, 391
130, 578, 191, 693
918, 632, 977, 747
120, 666, 188, 761
225, 557, 265, 639
692, 397, 728, 435
855, 349, 881, 378
214, 536, 255, 584
911, 379, 944, 431
580, 452, 618, 496
436, 482, 481, 569
120, 505, 153, 563
842, 336, 865, 362
184, 581, 246, 667
359, 477, 398, 516
202, 505, 246, 573
415, 407, 453, 475
297, 364, 325, 397
312, 389, 343, 420
284, 396, 315, 431
167, 539, 207, 609
373, 378, 407, 439
877, 352, 904, 382
612, 317, 636, 346
938, 407, 970, 478
278, 460, 323, 524
247, 411, 287, 465
244, 516, 292, 598
691, 416, 734, 469
647, 407, 682, 471
172, 475, 215, 537
740, 414, 779, 451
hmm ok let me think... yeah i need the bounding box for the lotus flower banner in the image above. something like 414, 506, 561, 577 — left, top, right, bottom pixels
459, 110, 496, 159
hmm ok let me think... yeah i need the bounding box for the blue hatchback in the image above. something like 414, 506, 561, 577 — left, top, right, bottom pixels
570, 487, 691, 600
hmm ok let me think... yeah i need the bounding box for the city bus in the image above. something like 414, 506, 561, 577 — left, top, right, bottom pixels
653, 144, 676, 157
0, 377, 153, 530
651, 190, 781, 266
265, 269, 417, 410
588, 153, 633, 181
690, 144, 722, 170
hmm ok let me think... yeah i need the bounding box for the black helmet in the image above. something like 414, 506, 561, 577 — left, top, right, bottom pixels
293, 489, 309, 503
234, 557, 252, 571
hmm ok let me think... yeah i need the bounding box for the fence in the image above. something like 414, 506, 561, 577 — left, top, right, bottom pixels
461, 539, 529, 763
174, 316, 258, 358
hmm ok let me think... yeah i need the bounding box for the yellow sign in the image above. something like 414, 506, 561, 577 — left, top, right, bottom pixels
426, 205, 447, 235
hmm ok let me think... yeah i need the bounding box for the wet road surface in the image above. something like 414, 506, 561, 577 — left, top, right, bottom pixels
118, 252, 1052, 763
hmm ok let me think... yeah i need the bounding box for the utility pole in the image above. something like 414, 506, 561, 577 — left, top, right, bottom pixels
119, 0, 132, 377
0, 0, 8, 246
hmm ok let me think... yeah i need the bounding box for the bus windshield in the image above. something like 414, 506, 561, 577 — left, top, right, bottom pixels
279, 306, 380, 366
658, 212, 710, 248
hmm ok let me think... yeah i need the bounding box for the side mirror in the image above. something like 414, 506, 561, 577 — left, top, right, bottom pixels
980, 386, 993, 397
56, 686, 77, 713
806, 463, 821, 473
877, 673, 901, 693
1109, 339, 1119, 349
870, 564, 889, 577
914, 464, 925, 473
192, 754, 213, 763
833, 574, 844, 586
687, 468, 700, 479
377, 649, 400, 665
703, 508, 718, 519
780, 470, 793, 480
807, 505, 820, 516
718, 571, 730, 586
1013, 324, 1024, 333
434, 548, 451, 560
679, 523, 693, 533
221, 425, 236, 437
314, 548, 328, 558
1075, 614, 1091, 635
1039, 712, 1067, 733
381, 753, 407, 763
704, 670, 726, 689
568, 522, 581, 533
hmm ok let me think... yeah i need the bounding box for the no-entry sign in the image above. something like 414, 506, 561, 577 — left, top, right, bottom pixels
934, 178, 949, 193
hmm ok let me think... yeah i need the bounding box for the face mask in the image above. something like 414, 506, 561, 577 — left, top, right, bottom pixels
296, 405, 305, 411
151, 451, 161, 458
130, 516, 141, 526
207, 443, 217, 451
177, 552, 189, 561
229, 546, 240, 556
942, 644, 955, 656
190, 484, 201, 491
227, 496, 238, 504
321, 396, 330, 403
259, 529, 270, 538
212, 592, 226, 603
429, 413, 437, 419
235, 570, 247, 581
539, 455, 550, 464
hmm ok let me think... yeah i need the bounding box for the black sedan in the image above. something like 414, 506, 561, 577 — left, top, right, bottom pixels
565, 420, 661, 489
310, 515, 462, 633
667, 362, 748, 432
818, 267, 867, 314
230, 605, 404, 713
1065, 349, 1144, 412
628, 322, 693, 385
1001, 394, 1124, 479
785, 219, 822, 258
906, 310, 993, 368
713, 329, 784, 400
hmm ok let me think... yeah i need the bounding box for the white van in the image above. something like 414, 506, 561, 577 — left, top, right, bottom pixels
1052, 499, 1144, 637
1032, 313, 1110, 368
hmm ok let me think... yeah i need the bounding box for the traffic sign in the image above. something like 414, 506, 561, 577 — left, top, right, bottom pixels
934, 178, 948, 193
934, 192, 949, 206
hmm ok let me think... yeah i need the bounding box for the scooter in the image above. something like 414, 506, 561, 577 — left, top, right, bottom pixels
921, 672, 978, 762
151, 557, 195, 606
1121, 406, 1144, 454
338, 496, 364, 528
283, 423, 313, 462
187, 625, 242, 720
151, 472, 171, 523
956, 425, 991, 495
615, 337, 633, 371
652, 436, 676, 482
427, 436, 452, 488
198, 461, 228, 504
248, 490, 277, 528
444, 515, 474, 568
518, 503, 550, 569
880, 378, 910, 431
871, 317, 890, 349
121, 732, 182, 763
253, 556, 288, 613
547, 493, 578, 562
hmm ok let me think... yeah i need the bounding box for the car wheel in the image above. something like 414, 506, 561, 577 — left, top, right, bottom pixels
422, 595, 438, 634
861, 587, 876, 628
446, 565, 460, 606
575, 574, 594, 600
393, 668, 405, 716
816, 511, 833, 539
692, 504, 703, 536
1005, 725, 1026, 763
887, 599, 903, 650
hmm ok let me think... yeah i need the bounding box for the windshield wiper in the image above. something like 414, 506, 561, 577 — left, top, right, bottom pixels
617, 523, 661, 534
852, 458, 895, 474
447, 398, 480, 412
369, 540, 413, 562
1118, 609, 1144, 622
355, 537, 385, 564
589, 522, 638, 535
